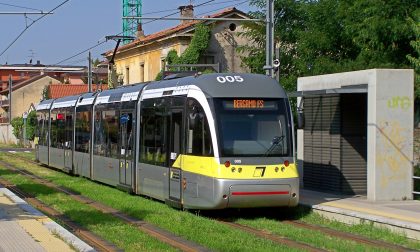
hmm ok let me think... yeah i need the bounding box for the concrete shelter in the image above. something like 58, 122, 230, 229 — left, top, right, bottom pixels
297, 69, 414, 201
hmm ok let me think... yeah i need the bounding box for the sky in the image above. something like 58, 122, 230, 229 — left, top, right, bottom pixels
0, 0, 256, 66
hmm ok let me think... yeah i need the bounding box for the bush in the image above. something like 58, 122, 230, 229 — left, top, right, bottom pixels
10, 111, 37, 143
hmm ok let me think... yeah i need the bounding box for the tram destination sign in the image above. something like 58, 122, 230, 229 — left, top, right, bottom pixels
223, 99, 278, 110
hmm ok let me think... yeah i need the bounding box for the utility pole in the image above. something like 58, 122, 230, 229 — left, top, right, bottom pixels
275, 47, 280, 82
264, 0, 275, 77
8, 75, 12, 123
88, 51, 92, 92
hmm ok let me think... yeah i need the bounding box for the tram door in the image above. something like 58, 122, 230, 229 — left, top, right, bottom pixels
119, 112, 134, 187
64, 112, 73, 172
168, 107, 183, 203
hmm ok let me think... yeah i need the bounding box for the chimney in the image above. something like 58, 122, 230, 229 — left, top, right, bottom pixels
136, 23, 145, 39
179, 5, 194, 24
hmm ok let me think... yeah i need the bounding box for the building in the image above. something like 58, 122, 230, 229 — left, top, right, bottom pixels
0, 75, 60, 122
296, 69, 414, 201
103, 6, 250, 84
49, 84, 108, 99
0, 62, 86, 87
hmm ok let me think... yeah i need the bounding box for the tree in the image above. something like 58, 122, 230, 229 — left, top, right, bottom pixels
240, 0, 419, 94
407, 14, 420, 98
155, 24, 211, 80
10, 111, 37, 144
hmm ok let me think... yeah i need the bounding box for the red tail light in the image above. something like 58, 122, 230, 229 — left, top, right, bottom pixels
284, 160, 289, 167
224, 161, 231, 168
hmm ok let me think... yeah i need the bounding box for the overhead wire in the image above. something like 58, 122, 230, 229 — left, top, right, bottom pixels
0, 0, 70, 58
0, 2, 43, 12
49, 0, 248, 66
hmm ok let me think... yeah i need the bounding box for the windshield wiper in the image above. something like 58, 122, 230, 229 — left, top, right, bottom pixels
264, 136, 284, 157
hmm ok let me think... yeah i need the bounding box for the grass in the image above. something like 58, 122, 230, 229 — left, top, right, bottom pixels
0, 167, 176, 252
3, 151, 420, 251
0, 153, 296, 251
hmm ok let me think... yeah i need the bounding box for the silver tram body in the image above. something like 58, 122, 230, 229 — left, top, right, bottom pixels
35, 73, 299, 209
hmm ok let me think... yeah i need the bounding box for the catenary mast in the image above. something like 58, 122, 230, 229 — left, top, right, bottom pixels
122, 0, 142, 44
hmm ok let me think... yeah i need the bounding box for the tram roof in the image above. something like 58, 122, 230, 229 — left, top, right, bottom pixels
51, 95, 80, 109
77, 92, 98, 106
35, 99, 54, 111
146, 73, 288, 98
95, 83, 146, 105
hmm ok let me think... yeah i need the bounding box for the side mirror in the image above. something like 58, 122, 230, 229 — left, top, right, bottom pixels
297, 109, 305, 129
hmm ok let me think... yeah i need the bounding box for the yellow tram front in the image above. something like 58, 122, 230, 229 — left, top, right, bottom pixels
173, 74, 299, 209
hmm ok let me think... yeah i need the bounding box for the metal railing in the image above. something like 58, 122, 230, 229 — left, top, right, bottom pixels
414, 176, 420, 197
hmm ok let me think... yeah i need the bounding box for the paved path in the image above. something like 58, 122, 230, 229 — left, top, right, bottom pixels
0, 187, 95, 252
0, 148, 32, 152
300, 189, 420, 240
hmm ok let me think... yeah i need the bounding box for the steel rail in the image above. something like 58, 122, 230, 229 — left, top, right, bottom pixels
218, 219, 327, 252
283, 220, 412, 252
0, 177, 121, 252
6, 153, 416, 251
0, 157, 210, 252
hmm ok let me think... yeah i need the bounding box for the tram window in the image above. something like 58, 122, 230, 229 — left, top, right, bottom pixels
94, 110, 119, 158
140, 98, 168, 166
65, 113, 73, 149
36, 112, 48, 146
75, 109, 91, 153
186, 99, 212, 156
50, 110, 65, 148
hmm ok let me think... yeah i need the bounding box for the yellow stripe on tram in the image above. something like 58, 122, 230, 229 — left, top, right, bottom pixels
173, 154, 299, 179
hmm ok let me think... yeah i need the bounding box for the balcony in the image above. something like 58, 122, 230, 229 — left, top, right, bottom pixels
0, 99, 9, 107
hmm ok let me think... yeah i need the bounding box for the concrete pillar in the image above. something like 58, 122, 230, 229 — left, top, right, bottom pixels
368, 69, 414, 201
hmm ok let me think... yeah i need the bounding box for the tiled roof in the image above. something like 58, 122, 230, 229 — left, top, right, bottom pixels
49, 84, 108, 99
104, 7, 248, 56
0, 75, 59, 95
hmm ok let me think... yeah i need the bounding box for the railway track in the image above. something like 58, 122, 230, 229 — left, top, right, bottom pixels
0, 176, 121, 252
2, 152, 417, 252
0, 158, 210, 252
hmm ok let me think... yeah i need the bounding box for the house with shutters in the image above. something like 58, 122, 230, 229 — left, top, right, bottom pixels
103, 6, 250, 84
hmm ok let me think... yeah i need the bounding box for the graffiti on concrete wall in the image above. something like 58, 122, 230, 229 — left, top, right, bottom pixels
376, 120, 411, 189
387, 96, 412, 110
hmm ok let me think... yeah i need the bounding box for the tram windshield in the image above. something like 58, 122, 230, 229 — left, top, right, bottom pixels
214, 98, 292, 157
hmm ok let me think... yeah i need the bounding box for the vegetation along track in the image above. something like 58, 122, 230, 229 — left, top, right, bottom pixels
0, 176, 121, 252
3, 153, 417, 252
0, 158, 209, 252
0, 155, 325, 252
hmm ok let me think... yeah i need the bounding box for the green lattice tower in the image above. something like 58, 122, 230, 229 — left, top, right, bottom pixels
122, 0, 142, 43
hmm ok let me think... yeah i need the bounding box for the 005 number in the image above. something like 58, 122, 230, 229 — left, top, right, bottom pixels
216, 76, 244, 83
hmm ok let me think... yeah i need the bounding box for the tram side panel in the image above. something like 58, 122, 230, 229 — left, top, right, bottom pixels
178, 98, 221, 209
74, 105, 92, 178
137, 98, 171, 201
49, 109, 66, 170
36, 110, 50, 165
92, 105, 120, 186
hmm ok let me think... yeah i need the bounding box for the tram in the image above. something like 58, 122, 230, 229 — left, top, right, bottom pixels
35, 73, 299, 209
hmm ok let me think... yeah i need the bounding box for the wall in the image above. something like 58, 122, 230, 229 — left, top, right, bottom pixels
11, 76, 56, 119
297, 69, 414, 201
114, 40, 186, 84
112, 18, 249, 85
208, 18, 249, 73
0, 124, 17, 144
